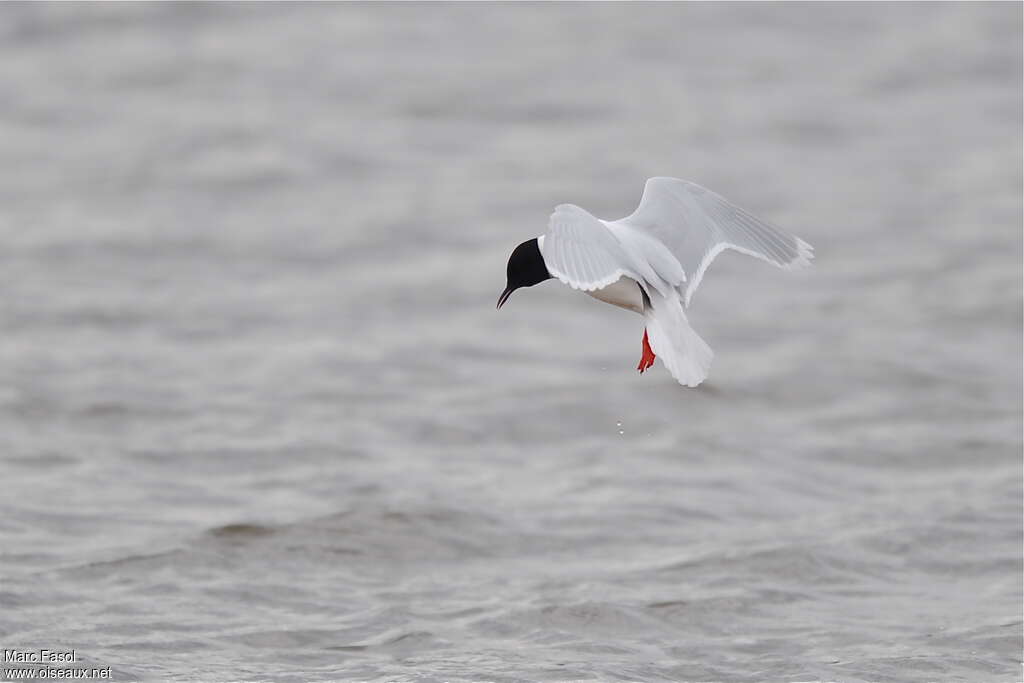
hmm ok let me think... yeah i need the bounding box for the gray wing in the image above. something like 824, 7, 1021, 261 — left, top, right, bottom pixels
610, 177, 814, 306
541, 203, 679, 297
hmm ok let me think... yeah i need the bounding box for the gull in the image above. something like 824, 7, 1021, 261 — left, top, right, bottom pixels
497, 177, 814, 387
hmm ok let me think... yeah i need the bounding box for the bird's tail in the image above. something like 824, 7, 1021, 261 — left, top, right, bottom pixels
644, 293, 713, 387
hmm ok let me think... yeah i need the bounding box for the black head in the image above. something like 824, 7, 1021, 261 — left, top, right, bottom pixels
497, 238, 552, 309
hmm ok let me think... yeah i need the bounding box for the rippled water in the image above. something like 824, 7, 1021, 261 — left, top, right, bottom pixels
0, 4, 1021, 682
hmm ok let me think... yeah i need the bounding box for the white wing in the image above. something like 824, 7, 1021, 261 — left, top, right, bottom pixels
541, 203, 682, 298
611, 177, 814, 307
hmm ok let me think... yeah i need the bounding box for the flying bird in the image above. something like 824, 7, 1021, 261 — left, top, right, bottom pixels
497, 177, 813, 387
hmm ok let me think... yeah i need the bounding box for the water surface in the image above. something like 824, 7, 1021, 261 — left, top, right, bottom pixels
0, 4, 1021, 682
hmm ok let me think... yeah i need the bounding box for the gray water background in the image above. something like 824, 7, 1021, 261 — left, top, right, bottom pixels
0, 3, 1021, 682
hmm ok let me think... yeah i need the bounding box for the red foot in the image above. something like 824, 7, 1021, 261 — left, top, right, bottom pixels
637, 328, 656, 373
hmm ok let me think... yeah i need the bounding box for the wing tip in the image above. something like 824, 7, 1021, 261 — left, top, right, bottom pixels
550, 267, 627, 293
784, 237, 815, 270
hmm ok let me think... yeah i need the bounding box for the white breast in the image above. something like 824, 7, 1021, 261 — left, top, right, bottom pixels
586, 276, 644, 314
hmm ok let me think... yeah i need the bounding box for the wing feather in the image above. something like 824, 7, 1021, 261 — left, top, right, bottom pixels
542, 203, 685, 297
611, 177, 813, 307
542, 204, 643, 293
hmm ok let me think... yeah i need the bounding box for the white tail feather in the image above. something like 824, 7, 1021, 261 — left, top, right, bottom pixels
644, 293, 713, 387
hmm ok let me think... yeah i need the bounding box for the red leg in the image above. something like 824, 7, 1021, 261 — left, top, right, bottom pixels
637, 328, 656, 373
